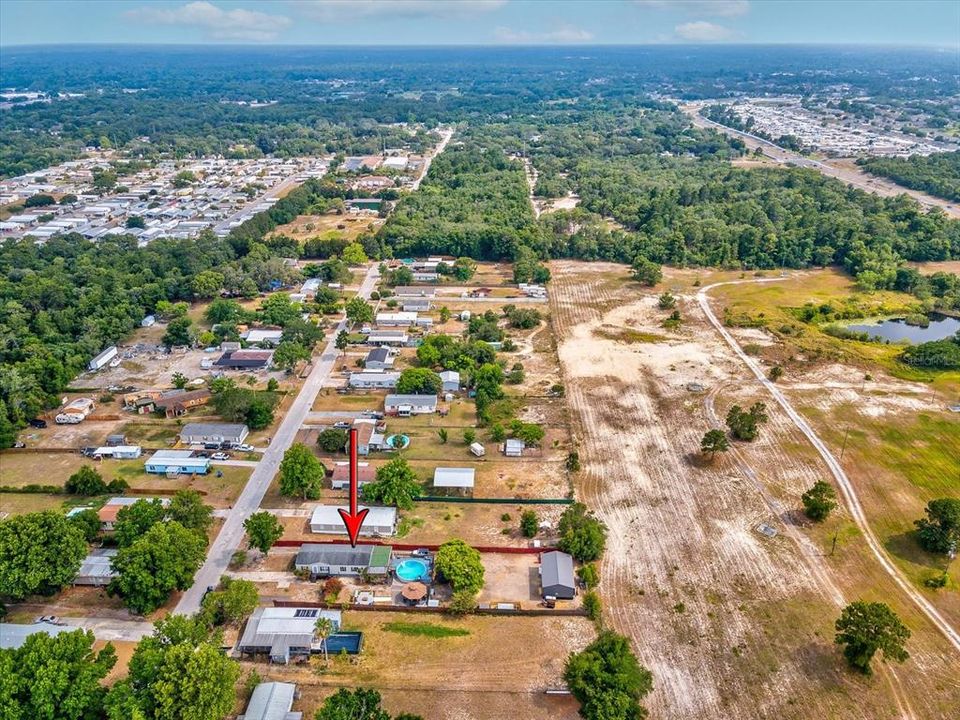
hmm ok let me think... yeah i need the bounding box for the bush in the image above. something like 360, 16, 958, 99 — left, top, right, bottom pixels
557, 503, 607, 562
577, 563, 600, 589
520, 510, 539, 538
582, 591, 602, 622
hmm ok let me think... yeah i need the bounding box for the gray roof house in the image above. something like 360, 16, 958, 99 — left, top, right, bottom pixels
0, 621, 71, 650
363, 347, 395, 371
74, 549, 118, 586
540, 551, 576, 600
238, 607, 342, 664
439, 370, 461, 393
384, 394, 437, 416
179, 422, 249, 445
239, 682, 302, 720
295, 543, 393, 578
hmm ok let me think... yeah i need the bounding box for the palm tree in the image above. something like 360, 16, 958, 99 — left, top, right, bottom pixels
314, 616, 334, 667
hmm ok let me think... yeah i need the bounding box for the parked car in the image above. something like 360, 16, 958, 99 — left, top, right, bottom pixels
195, 451, 210, 458
233, 443, 255, 452
203, 442, 220, 450
411, 548, 431, 558
211, 452, 230, 461
28, 418, 47, 428
333, 421, 351, 429
361, 410, 384, 419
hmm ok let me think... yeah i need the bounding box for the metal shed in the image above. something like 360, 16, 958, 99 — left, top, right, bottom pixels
540, 551, 576, 600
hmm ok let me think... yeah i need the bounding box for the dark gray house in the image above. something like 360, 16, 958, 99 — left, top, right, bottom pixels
540, 550, 576, 600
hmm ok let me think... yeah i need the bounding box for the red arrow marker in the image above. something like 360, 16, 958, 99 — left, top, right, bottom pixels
338, 427, 368, 547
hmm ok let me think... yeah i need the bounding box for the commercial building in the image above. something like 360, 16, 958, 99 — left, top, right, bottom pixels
144, 449, 211, 475
540, 551, 576, 600
179, 422, 249, 446
294, 544, 392, 578
239, 682, 302, 720
309, 505, 397, 536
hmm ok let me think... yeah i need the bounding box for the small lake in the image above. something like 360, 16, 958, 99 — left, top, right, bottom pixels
845, 314, 960, 344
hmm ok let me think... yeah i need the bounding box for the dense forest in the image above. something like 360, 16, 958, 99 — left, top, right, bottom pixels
858, 152, 960, 203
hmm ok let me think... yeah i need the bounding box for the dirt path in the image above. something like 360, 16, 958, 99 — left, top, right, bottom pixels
522, 156, 541, 218
698, 278, 960, 655
549, 261, 953, 719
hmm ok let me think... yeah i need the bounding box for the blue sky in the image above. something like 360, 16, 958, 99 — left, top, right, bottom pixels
1, 1, 957, 47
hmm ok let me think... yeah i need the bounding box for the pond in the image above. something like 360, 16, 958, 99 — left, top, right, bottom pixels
845, 313, 960, 344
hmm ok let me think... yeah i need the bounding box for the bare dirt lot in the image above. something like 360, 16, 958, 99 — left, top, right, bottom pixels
549, 260, 960, 720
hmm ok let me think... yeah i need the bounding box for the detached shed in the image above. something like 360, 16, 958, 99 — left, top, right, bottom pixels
540, 551, 576, 600
433, 467, 475, 492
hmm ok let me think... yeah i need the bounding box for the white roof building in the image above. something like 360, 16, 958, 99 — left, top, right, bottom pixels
433, 467, 475, 489
309, 505, 398, 536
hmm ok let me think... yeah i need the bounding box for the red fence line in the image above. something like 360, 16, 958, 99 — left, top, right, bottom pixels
273, 538, 557, 554
270, 599, 587, 618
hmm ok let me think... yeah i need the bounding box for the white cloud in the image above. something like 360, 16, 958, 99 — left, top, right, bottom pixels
126, 1, 291, 42
494, 25, 595, 44
634, 1, 749, 18
296, 0, 507, 22
674, 20, 737, 41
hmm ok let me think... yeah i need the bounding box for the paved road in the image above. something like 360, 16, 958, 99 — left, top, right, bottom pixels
411, 127, 454, 191
175, 264, 381, 615
682, 105, 960, 219
62, 617, 154, 642
698, 278, 960, 655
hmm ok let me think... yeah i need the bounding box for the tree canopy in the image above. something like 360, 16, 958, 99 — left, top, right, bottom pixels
557, 502, 608, 563
834, 601, 910, 674
0, 511, 87, 602
278, 443, 325, 500
434, 539, 485, 595
361, 456, 423, 510
564, 630, 654, 720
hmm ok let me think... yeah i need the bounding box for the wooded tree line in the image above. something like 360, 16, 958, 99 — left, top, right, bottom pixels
859, 151, 960, 203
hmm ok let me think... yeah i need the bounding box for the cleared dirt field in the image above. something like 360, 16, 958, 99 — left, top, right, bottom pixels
269, 212, 384, 242
242, 612, 592, 720
549, 260, 960, 719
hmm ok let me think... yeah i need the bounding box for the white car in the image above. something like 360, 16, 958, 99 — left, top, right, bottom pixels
235, 444, 255, 452
211, 452, 230, 461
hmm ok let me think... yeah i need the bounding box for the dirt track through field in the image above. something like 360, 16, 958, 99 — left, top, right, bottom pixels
548, 262, 951, 719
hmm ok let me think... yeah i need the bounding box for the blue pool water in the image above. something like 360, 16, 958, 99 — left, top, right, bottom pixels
395, 558, 429, 581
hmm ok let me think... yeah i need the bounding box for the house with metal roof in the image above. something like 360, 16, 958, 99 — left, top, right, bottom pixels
392, 286, 436, 297
503, 438, 525, 457
0, 621, 71, 650
331, 461, 376, 489
352, 418, 387, 455
439, 370, 461, 393
348, 371, 400, 389
92, 445, 142, 459
310, 505, 397, 536
144, 449, 211, 475
74, 549, 118, 586
179, 422, 249, 445
540, 551, 576, 600
238, 607, 342, 664
242, 328, 284, 347
215, 349, 274, 369
401, 297, 432, 312
433, 467, 475, 491
239, 682, 302, 720
294, 544, 392, 578
384, 394, 437, 417
363, 347, 395, 370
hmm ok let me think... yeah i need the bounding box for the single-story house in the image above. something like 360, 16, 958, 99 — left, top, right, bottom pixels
366, 331, 408, 347
144, 449, 211, 475
363, 347, 395, 371
74, 549, 118, 586
215, 349, 274, 370
504, 438, 525, 457
98, 496, 169, 531
375, 311, 418, 327
439, 370, 460, 393
540, 550, 576, 600
0, 621, 71, 650
92, 445, 142, 460
294, 543, 392, 578
401, 297, 431, 312
242, 328, 283, 347
180, 422, 249, 446
330, 461, 376, 489
348, 371, 400, 389
153, 388, 211, 417
433, 467, 475, 491
238, 607, 342, 664
352, 419, 387, 456
412, 272, 438, 283
310, 505, 398, 536
393, 286, 436, 298
239, 682, 302, 720
384, 394, 437, 417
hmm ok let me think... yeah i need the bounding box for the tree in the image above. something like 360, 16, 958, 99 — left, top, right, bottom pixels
205, 298, 242, 324
511, 421, 545, 447
171, 371, 189, 389
463, 428, 476, 445
0, 399, 16, 449
314, 616, 334, 667
244, 511, 284, 553
362, 456, 422, 510
439, 306, 452, 323
109, 521, 207, 614
191, 270, 224, 299
69, 508, 103, 542
59, 193, 78, 205
631, 256, 662, 286
201, 577, 258, 626
260, 293, 301, 327
583, 590, 602, 622
434, 539, 485, 594
65, 464, 108, 495
564, 630, 653, 720
520, 510, 539, 538
700, 429, 730, 461
1, 628, 116, 720
658, 292, 676, 309
24, 193, 56, 208
490, 423, 506, 442
835, 601, 910, 674
335, 330, 349, 352
437, 428, 448, 444
315, 688, 395, 720
167, 490, 213, 535
172, 170, 196, 188
802, 480, 838, 522
162, 317, 194, 348
577, 563, 600, 589
446, 590, 477, 616
317, 427, 349, 453
278, 443, 325, 500
725, 402, 768, 441
273, 340, 311, 370
114, 498, 167, 548
769, 365, 784, 382
396, 367, 442, 395
342, 242, 368, 266
914, 498, 960, 555
0, 511, 86, 601
387, 266, 414, 286
345, 297, 374, 325
557, 502, 607, 562
453, 257, 477, 281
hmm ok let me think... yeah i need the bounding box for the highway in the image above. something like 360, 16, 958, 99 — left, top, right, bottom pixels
682, 104, 960, 219
175, 264, 380, 615
412, 127, 454, 191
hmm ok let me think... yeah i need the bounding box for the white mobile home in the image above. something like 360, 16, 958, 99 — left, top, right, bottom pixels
88, 346, 118, 371
309, 505, 398, 536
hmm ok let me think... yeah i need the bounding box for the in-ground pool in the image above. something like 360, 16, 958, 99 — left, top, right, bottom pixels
395, 558, 429, 581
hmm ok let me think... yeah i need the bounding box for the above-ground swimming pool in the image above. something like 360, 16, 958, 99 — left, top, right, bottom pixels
394, 558, 429, 581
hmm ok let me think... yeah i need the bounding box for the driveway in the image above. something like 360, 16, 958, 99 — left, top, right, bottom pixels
61, 616, 154, 642
175, 264, 381, 615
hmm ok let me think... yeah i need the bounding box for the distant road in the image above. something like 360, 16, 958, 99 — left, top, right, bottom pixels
412, 128, 454, 191
175, 265, 380, 615
681, 103, 960, 219
698, 278, 960, 655
212, 171, 317, 235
